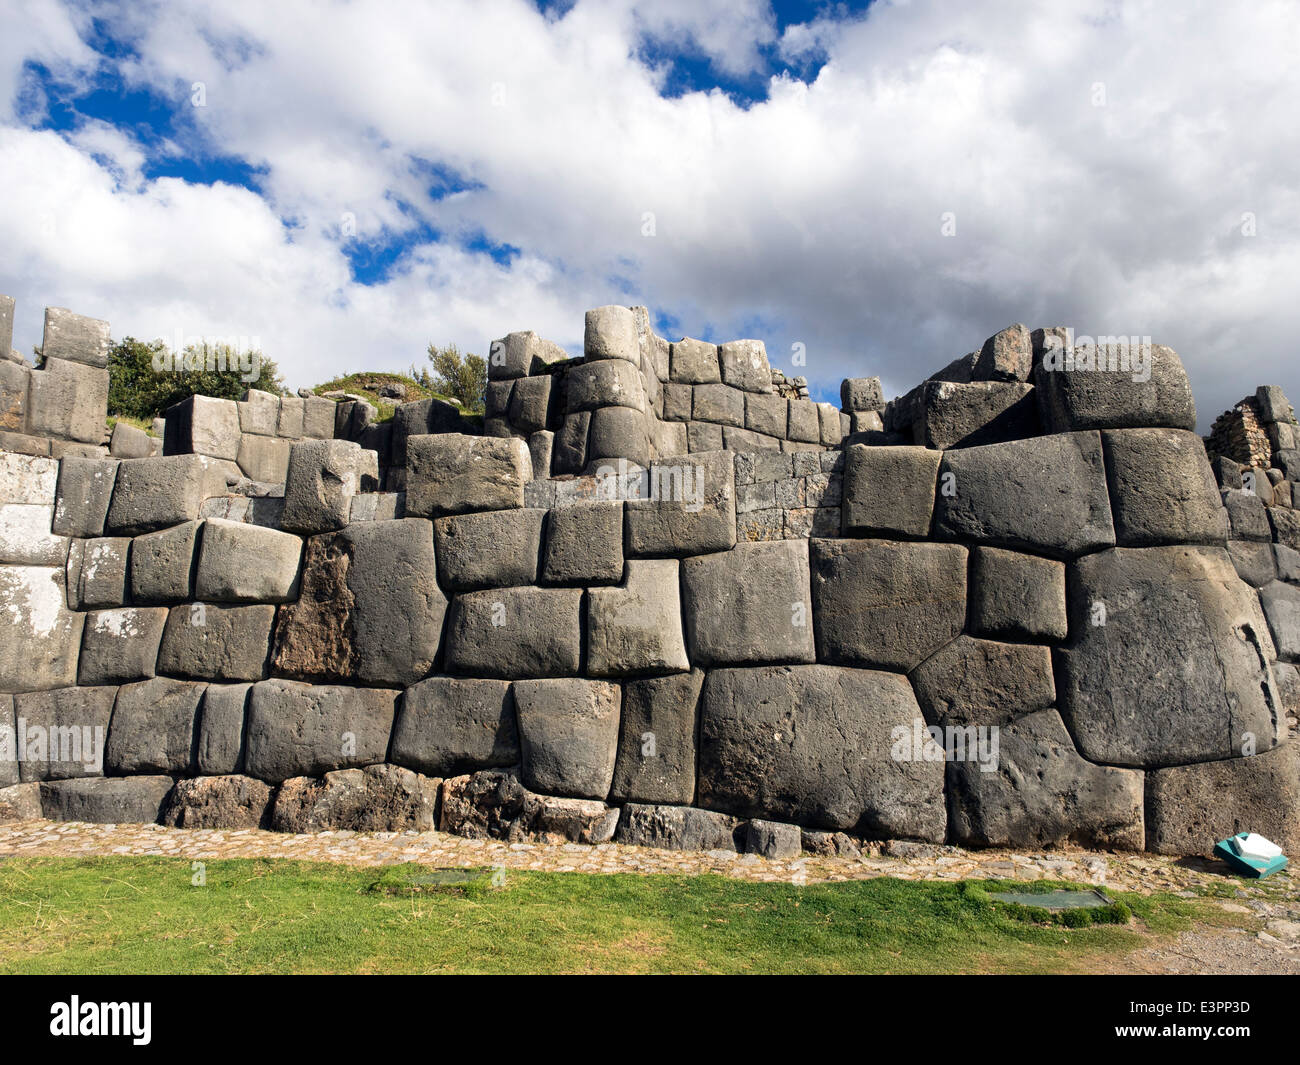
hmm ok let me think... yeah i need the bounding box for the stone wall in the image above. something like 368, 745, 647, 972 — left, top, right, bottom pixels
1, 307, 1298, 861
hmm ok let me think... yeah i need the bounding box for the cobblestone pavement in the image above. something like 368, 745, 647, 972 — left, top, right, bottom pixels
2, 819, 1296, 972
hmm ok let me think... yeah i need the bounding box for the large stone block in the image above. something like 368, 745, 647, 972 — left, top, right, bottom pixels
302, 395, 336, 439
433, 508, 544, 591
840, 377, 884, 412
237, 389, 280, 435
130, 520, 200, 604
197, 683, 251, 775
682, 539, 815, 667
194, 518, 303, 603
615, 803, 742, 851
391, 676, 517, 776
1222, 488, 1272, 541
972, 323, 1032, 382
1034, 341, 1196, 432
625, 450, 736, 557
443, 587, 582, 679
610, 669, 703, 806
157, 603, 275, 682
389, 396, 464, 465
109, 420, 153, 459
406, 433, 530, 518
587, 559, 690, 676
969, 546, 1068, 641
1258, 580, 1300, 661
507, 377, 554, 436
1227, 541, 1277, 588
584, 305, 639, 362
1058, 546, 1284, 767
66, 536, 130, 609
718, 340, 772, 393
0, 566, 84, 692
913, 380, 1038, 449
1102, 428, 1228, 546
27, 357, 109, 443
934, 431, 1115, 557
0, 360, 29, 433
699, 665, 946, 839
787, 399, 821, 444
105, 454, 222, 534
744, 392, 787, 438
0, 452, 58, 504
947, 709, 1144, 850
14, 685, 116, 780
691, 383, 744, 427
0, 502, 65, 565
488, 330, 568, 380
810, 538, 968, 671
542, 500, 624, 584
1270, 507, 1300, 551
271, 763, 440, 832
0, 695, 14, 788
552, 411, 589, 474
77, 607, 168, 685
280, 439, 361, 534
39, 776, 174, 824
563, 359, 645, 413
1145, 742, 1300, 855
104, 677, 206, 775
41, 307, 110, 368
514, 677, 621, 800
164, 394, 241, 460
162, 774, 272, 829
910, 635, 1056, 726
243, 679, 398, 782
438, 769, 618, 843
686, 420, 724, 453
586, 406, 650, 467
670, 338, 721, 384
236, 434, 292, 483
841, 444, 941, 538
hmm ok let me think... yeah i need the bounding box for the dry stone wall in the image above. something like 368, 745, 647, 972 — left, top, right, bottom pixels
1, 305, 1298, 861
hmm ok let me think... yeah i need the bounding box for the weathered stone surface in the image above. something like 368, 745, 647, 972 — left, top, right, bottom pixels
280, 439, 360, 534
157, 603, 274, 682
194, 518, 303, 602
718, 340, 772, 393
969, 546, 1068, 641
810, 538, 968, 671
1275, 543, 1300, 582
27, 358, 108, 443
105, 454, 224, 535
973, 323, 1032, 382
662, 382, 693, 421
910, 636, 1056, 726
914, 380, 1038, 449
161, 774, 272, 828
610, 670, 703, 806
489, 331, 569, 380
586, 406, 650, 467
0, 502, 65, 565
389, 397, 464, 465
1059, 546, 1284, 767
1035, 342, 1196, 432
1103, 428, 1228, 546
948, 708, 1144, 850
787, 399, 821, 444
197, 683, 250, 775
391, 676, 517, 776
840, 377, 884, 412
670, 338, 720, 384
41, 307, 110, 368
269, 533, 356, 682
0, 360, 27, 434
438, 769, 618, 843
841, 444, 942, 538
238, 389, 280, 435
302, 395, 336, 438
270, 764, 439, 832
406, 433, 530, 518
625, 450, 736, 557
0, 782, 42, 820
109, 420, 153, 458
1146, 742, 1300, 855
104, 677, 206, 775
744, 819, 802, 858
39, 776, 174, 824
243, 679, 399, 782
527, 429, 553, 477
542, 500, 623, 584
66, 536, 130, 609
1258, 580, 1300, 661
130, 520, 200, 604
699, 665, 946, 839
584, 305, 639, 362
14, 685, 115, 780
1227, 541, 1277, 587
77, 607, 168, 685
587, 559, 689, 676
553, 411, 589, 474
0, 453, 58, 504
934, 431, 1116, 557
0, 566, 84, 692
1270, 508, 1300, 551
277, 396, 304, 437
615, 802, 742, 851
1256, 384, 1295, 425
508, 375, 554, 434
433, 508, 544, 591
744, 392, 786, 437
514, 678, 621, 799
691, 383, 744, 427
236, 434, 291, 483
564, 358, 645, 413
1223, 488, 1272, 541
0, 695, 13, 788
686, 420, 724, 453
682, 539, 815, 667
164, 394, 241, 460
51, 457, 118, 537
444, 587, 582, 678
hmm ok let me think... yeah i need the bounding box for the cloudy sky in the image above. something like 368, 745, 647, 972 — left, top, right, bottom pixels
2, 0, 1298, 427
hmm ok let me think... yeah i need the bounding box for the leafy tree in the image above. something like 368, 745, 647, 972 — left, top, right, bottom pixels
107, 337, 285, 420
426, 342, 486, 412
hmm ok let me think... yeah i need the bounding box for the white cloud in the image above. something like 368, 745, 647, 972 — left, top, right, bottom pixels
0, 0, 1298, 428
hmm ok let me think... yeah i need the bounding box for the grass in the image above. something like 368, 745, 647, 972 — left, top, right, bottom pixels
0, 857, 1211, 975
105, 413, 158, 437
310, 372, 460, 423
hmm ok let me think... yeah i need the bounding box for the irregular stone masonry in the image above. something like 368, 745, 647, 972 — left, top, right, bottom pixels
1, 304, 1299, 862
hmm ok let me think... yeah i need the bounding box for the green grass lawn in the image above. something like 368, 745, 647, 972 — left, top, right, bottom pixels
0, 857, 1214, 974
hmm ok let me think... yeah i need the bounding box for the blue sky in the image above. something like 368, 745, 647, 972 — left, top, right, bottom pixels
2, 0, 1298, 425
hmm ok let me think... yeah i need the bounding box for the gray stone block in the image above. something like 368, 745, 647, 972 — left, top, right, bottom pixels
0, 295, 12, 362
1223, 488, 1272, 541
1270, 507, 1300, 550
514, 677, 621, 800
236, 434, 291, 483
195, 518, 303, 602
391, 676, 517, 776
1034, 341, 1196, 432
105, 676, 206, 774
811, 538, 968, 671
444, 587, 582, 679
745, 392, 786, 437
841, 444, 941, 538
1259, 580, 1300, 661
77, 607, 168, 685
587, 559, 690, 676
840, 377, 884, 412
1275, 543, 1300, 582
1227, 541, 1276, 587
164, 395, 241, 459
584, 305, 639, 362
434, 508, 545, 591
564, 359, 645, 413
914, 380, 1038, 449
973, 323, 1032, 381
0, 566, 84, 692
243, 679, 399, 782
787, 399, 821, 443
489, 330, 568, 380
508, 375, 554, 434
281, 439, 361, 533
41, 307, 110, 368
162, 774, 272, 828
699, 665, 946, 839
969, 546, 1068, 641
542, 500, 623, 584
1102, 428, 1228, 546
910, 635, 1056, 726
1255, 385, 1295, 425
553, 411, 589, 474
948, 708, 1144, 850
586, 405, 650, 467
157, 603, 274, 682
0, 360, 29, 434
302, 395, 336, 438
934, 431, 1115, 557
663, 382, 693, 421
130, 520, 200, 604
14, 685, 116, 780
108, 420, 153, 459
27, 357, 108, 444
527, 429, 553, 478
615, 802, 742, 851
1058, 545, 1283, 767
610, 669, 703, 806
686, 420, 724, 453
39, 776, 174, 824
681, 539, 815, 667
238, 389, 280, 435
0, 695, 14, 788
406, 433, 530, 518
669, 338, 721, 384
2, 455, 58, 507
105, 454, 223, 534
818, 402, 844, 446
744, 819, 802, 858
0, 781, 41, 819
66, 536, 130, 609
0, 502, 65, 565
277, 396, 304, 438
625, 450, 736, 557
718, 340, 772, 393
197, 683, 251, 775
691, 382, 744, 427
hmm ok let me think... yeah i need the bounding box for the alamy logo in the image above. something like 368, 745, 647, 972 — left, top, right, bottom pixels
890, 718, 1000, 773
595, 459, 706, 512
1039, 329, 1153, 383
49, 997, 151, 1045
0, 719, 104, 772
